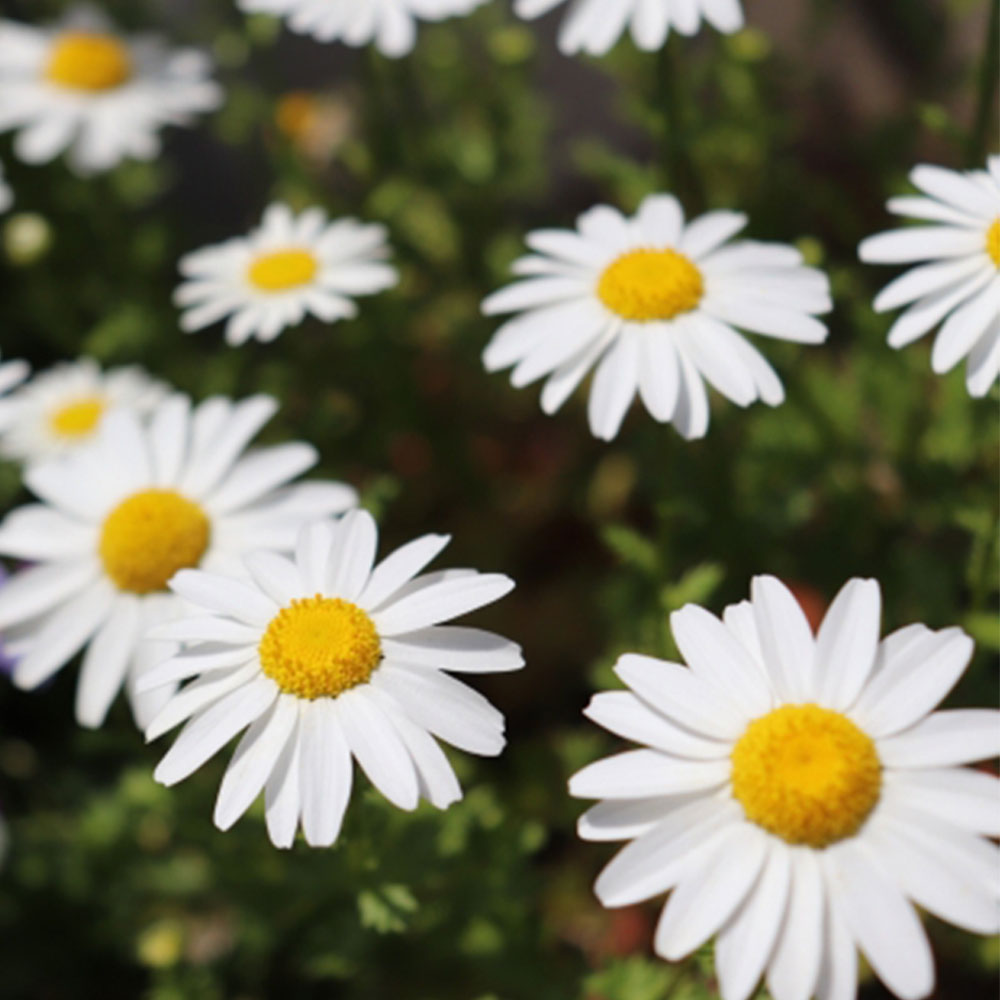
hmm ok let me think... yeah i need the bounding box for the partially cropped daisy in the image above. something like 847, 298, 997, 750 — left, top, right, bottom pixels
0, 358, 167, 462
483, 195, 831, 440
238, 0, 488, 58
514, 0, 744, 56
0, 394, 356, 730
142, 509, 521, 848
572, 575, 1000, 1000
0, 7, 221, 174
175, 204, 398, 346
859, 158, 1000, 398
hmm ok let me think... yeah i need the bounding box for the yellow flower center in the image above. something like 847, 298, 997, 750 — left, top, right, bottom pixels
597, 248, 703, 322
259, 596, 382, 699
987, 218, 1000, 269
99, 489, 210, 594
46, 32, 133, 92
730, 704, 881, 848
247, 249, 319, 292
47, 396, 105, 439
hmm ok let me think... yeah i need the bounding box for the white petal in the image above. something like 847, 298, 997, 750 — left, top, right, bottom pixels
587, 329, 639, 442
765, 848, 824, 1000
380, 626, 523, 673
326, 508, 378, 601
568, 748, 730, 800
242, 550, 302, 607
75, 594, 140, 728
169, 569, 278, 627
884, 767, 1000, 836
877, 710, 1000, 767
357, 533, 451, 611
0, 559, 98, 630
814, 578, 881, 710
751, 575, 815, 701
299, 699, 353, 847
578, 795, 697, 843
265, 721, 303, 849
372, 573, 514, 636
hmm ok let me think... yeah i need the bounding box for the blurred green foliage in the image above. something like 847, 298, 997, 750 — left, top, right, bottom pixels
0, 0, 997, 998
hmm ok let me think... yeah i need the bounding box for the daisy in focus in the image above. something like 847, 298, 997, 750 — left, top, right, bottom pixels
142, 509, 521, 848
0, 394, 356, 730
0, 7, 221, 175
514, 0, 744, 56
238, 0, 489, 59
859, 157, 1000, 398
482, 194, 831, 440
175, 203, 398, 346
0, 358, 166, 462
571, 575, 999, 1000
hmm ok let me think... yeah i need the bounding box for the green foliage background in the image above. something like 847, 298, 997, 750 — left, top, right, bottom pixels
0, 0, 997, 997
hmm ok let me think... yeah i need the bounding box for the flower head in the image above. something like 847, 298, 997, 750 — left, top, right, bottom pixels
513, 0, 744, 56
859, 157, 1000, 397
483, 194, 831, 440
175, 203, 398, 346
571, 575, 999, 1000
0, 393, 356, 730
0, 7, 221, 174
143, 509, 522, 848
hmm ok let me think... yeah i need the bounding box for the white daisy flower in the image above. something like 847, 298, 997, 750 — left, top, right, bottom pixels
482, 194, 831, 441
238, 0, 489, 59
0, 160, 12, 213
141, 509, 521, 848
858, 157, 1000, 398
0, 6, 222, 175
175, 203, 398, 347
571, 575, 1000, 1000
514, 0, 744, 56
0, 393, 357, 731
0, 358, 167, 463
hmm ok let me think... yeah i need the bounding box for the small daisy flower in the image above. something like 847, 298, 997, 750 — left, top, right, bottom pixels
514, 0, 744, 56
859, 157, 1000, 398
141, 509, 522, 848
482, 194, 831, 441
0, 358, 167, 462
238, 0, 488, 59
571, 575, 1000, 1000
0, 6, 222, 174
0, 160, 12, 213
0, 394, 357, 730
175, 204, 398, 346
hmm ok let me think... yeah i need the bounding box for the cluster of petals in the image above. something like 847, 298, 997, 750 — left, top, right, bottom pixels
571, 575, 999, 1000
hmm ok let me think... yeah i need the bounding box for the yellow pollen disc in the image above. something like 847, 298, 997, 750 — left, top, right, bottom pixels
46, 32, 133, 92
597, 247, 704, 322
99, 489, 210, 594
47, 395, 105, 439
987, 218, 1000, 269
730, 704, 881, 848
259, 596, 382, 699
247, 249, 319, 292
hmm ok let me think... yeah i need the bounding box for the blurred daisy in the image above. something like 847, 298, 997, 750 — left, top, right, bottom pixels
572, 575, 1000, 1000
482, 194, 831, 440
0, 160, 12, 212
859, 158, 1000, 398
143, 509, 521, 848
175, 204, 398, 346
0, 394, 357, 730
0, 358, 167, 462
0, 6, 221, 174
514, 0, 744, 56
0, 355, 29, 399
238, 0, 489, 58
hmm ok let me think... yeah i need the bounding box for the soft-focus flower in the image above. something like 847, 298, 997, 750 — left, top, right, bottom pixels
571, 575, 1000, 1000
859, 157, 1000, 398
143, 509, 521, 848
0, 161, 12, 213
175, 203, 398, 346
0, 394, 356, 730
0, 6, 221, 174
238, 0, 489, 58
482, 194, 831, 440
0, 358, 167, 462
514, 0, 744, 56
0, 355, 29, 400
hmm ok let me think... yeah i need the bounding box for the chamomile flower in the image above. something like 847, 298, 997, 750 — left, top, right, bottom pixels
175, 204, 398, 346
572, 575, 1000, 1000
0, 394, 357, 730
482, 194, 831, 441
0, 6, 222, 174
142, 509, 522, 848
238, 0, 489, 58
0, 160, 12, 213
0, 358, 167, 462
859, 157, 1000, 398
514, 0, 744, 56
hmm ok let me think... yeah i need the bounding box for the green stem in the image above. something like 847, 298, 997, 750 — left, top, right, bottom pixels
654, 42, 704, 208
966, 0, 999, 165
